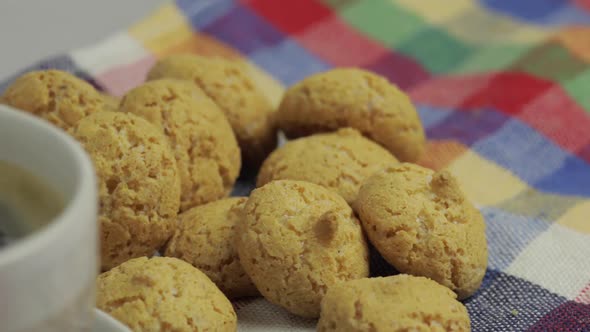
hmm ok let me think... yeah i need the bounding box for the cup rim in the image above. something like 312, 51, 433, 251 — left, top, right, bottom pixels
0, 105, 96, 266
94, 309, 132, 332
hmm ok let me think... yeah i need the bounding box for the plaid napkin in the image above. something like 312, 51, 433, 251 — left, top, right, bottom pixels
2, 0, 590, 331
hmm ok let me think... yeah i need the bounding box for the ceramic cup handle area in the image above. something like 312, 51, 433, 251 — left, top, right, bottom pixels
0, 105, 98, 331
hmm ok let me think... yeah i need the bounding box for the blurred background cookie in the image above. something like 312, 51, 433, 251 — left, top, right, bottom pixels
257, 128, 398, 204
148, 54, 277, 170
237, 180, 369, 318
100, 92, 120, 112
72, 111, 181, 271
165, 197, 258, 299
97, 257, 237, 332
120, 79, 241, 211
317, 275, 470, 331
277, 68, 425, 162
354, 163, 488, 299
1, 69, 106, 131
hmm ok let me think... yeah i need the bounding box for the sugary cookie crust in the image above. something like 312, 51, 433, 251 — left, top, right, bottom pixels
354, 163, 488, 299
120, 79, 241, 211
257, 128, 398, 203
2, 70, 105, 131
277, 68, 426, 162
165, 197, 258, 298
97, 257, 237, 332
72, 111, 181, 271
147, 54, 277, 168
237, 180, 370, 318
317, 275, 470, 332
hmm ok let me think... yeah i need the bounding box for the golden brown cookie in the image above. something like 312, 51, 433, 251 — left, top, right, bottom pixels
354, 163, 488, 299
317, 274, 471, 332
276, 68, 426, 162
97, 256, 237, 332
1, 70, 105, 131
164, 197, 258, 299
72, 111, 181, 271
147, 54, 277, 168
236, 180, 370, 318
100, 92, 120, 111
257, 128, 398, 204
119, 79, 241, 211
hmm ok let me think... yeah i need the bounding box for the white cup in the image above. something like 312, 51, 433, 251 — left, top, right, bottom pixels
0, 105, 98, 331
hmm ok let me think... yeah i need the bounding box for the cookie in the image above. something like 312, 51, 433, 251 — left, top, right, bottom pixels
1, 70, 105, 131
257, 128, 398, 204
72, 111, 181, 271
354, 163, 488, 299
317, 274, 470, 331
236, 180, 369, 318
119, 79, 241, 211
164, 197, 258, 299
276, 68, 425, 162
100, 92, 120, 111
147, 54, 277, 168
97, 257, 237, 332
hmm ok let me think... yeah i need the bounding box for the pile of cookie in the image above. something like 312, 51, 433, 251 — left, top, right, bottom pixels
1, 55, 487, 331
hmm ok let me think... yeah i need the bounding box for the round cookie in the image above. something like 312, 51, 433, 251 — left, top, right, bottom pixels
119, 79, 241, 211
1, 70, 105, 131
257, 128, 398, 204
72, 111, 181, 271
277, 68, 426, 162
237, 180, 370, 318
354, 163, 488, 299
317, 274, 470, 331
164, 197, 258, 299
97, 257, 237, 332
147, 54, 277, 168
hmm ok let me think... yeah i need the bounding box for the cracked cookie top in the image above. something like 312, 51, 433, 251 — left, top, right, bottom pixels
2, 69, 106, 131
97, 257, 237, 332
72, 111, 181, 271
120, 79, 241, 211
236, 180, 369, 318
257, 128, 398, 204
317, 275, 470, 332
147, 54, 277, 169
276, 68, 425, 162
354, 163, 488, 299
164, 197, 258, 299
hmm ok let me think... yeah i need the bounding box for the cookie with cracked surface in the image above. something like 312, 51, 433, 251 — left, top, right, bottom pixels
236, 180, 370, 318
164, 197, 258, 299
119, 79, 241, 211
317, 274, 470, 332
147, 54, 277, 169
354, 163, 488, 299
1, 70, 105, 131
72, 111, 181, 271
276, 68, 425, 162
257, 128, 398, 204
97, 256, 237, 332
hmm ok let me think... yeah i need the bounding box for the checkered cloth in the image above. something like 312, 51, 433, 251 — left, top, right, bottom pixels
2, 0, 589, 331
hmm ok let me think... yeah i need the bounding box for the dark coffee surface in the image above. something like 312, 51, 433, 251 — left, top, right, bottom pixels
0, 161, 64, 248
